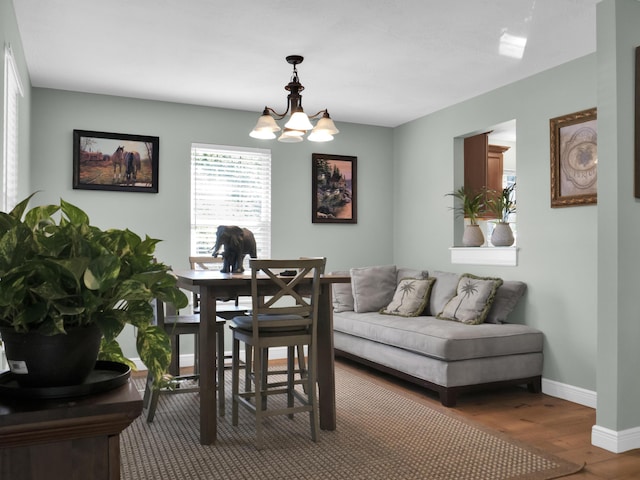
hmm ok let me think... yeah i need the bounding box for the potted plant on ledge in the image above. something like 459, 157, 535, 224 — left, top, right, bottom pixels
0, 194, 188, 390
486, 183, 516, 247
447, 186, 486, 247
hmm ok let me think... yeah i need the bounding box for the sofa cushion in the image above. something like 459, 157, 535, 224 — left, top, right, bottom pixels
333, 311, 543, 361
380, 277, 436, 317
396, 267, 428, 283
350, 265, 397, 313
437, 274, 503, 325
485, 281, 527, 324
427, 271, 460, 316
331, 271, 354, 312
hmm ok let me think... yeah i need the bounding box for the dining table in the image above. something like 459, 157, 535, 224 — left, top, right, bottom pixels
174, 269, 351, 445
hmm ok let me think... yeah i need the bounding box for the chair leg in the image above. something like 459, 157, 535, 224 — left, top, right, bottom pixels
217, 324, 225, 417
169, 335, 180, 376
254, 346, 264, 450
287, 346, 295, 419
142, 373, 153, 408
231, 336, 240, 426
244, 345, 252, 392
297, 344, 307, 393
261, 348, 269, 410
144, 373, 160, 423
307, 343, 319, 442
194, 333, 199, 375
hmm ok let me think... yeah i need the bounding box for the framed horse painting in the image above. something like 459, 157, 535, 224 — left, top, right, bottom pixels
72, 130, 159, 193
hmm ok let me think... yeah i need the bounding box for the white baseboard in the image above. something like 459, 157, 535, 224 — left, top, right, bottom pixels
541, 377, 597, 408
542, 379, 640, 453
592, 425, 640, 453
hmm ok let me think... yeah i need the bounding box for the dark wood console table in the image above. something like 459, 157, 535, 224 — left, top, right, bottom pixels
0, 381, 142, 480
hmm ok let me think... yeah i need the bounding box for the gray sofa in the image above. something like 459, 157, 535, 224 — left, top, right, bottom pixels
332, 265, 543, 406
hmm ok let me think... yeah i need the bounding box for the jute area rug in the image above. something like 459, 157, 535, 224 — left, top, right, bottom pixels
121, 366, 583, 480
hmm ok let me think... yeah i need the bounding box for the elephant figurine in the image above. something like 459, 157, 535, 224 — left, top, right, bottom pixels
211, 225, 257, 273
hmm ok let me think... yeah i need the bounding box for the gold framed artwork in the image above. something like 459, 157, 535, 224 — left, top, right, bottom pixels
550, 107, 597, 207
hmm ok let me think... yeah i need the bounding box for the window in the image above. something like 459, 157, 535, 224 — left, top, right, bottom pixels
190, 144, 271, 262
3, 44, 24, 212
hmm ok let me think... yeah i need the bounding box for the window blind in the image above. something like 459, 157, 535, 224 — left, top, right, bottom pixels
191, 144, 271, 261
3, 44, 24, 212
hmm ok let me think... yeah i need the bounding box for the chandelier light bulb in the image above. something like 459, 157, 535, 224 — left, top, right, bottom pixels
314, 113, 340, 135
250, 129, 277, 139
285, 111, 314, 131
278, 129, 305, 143
308, 130, 334, 142
249, 110, 281, 138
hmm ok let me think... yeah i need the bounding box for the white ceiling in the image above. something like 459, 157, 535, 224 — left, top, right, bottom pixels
12, 0, 598, 129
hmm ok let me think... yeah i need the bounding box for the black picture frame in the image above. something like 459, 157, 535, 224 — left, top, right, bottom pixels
73, 130, 159, 193
312, 153, 357, 224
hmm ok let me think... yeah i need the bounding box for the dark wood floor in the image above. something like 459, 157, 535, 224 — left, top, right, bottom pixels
335, 358, 640, 480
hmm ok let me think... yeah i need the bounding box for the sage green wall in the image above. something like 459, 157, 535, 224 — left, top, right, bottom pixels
29, 88, 394, 356
0, 0, 31, 203
393, 55, 598, 392
595, 0, 640, 433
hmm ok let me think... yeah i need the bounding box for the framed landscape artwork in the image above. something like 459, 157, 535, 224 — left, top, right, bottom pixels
550, 108, 597, 207
73, 130, 159, 193
312, 153, 357, 224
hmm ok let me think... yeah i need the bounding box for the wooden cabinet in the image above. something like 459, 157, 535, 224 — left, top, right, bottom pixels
464, 132, 509, 195
0, 381, 142, 480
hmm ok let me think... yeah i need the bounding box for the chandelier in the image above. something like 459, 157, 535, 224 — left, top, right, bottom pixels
249, 55, 339, 143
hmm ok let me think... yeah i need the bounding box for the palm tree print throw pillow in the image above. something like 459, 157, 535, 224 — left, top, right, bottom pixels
380, 277, 436, 317
437, 274, 503, 325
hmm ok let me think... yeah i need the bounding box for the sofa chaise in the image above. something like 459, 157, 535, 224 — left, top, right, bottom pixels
332, 265, 543, 407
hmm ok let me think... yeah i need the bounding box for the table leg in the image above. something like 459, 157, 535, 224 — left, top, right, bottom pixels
316, 284, 336, 430
198, 286, 217, 444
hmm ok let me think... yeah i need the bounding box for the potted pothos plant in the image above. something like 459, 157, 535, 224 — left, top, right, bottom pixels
446, 186, 486, 246
0, 193, 188, 388
486, 183, 516, 246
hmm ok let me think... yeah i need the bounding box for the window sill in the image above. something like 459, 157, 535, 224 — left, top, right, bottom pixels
449, 246, 518, 266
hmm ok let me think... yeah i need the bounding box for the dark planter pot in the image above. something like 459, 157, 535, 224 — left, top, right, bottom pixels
0, 324, 102, 388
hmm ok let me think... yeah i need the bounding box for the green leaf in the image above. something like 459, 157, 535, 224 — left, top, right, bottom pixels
93, 310, 126, 342
120, 300, 154, 328
60, 198, 90, 226
98, 337, 136, 370
7, 192, 38, 221
0, 224, 33, 271
36, 316, 66, 335
136, 323, 172, 386
158, 287, 189, 310
23, 204, 60, 230
84, 254, 120, 290
49, 257, 91, 285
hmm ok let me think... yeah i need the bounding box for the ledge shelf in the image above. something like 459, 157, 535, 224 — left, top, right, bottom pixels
449, 246, 518, 266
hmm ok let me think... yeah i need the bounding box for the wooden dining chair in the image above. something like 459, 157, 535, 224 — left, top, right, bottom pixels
142, 298, 226, 422
230, 258, 325, 449
259, 257, 326, 395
